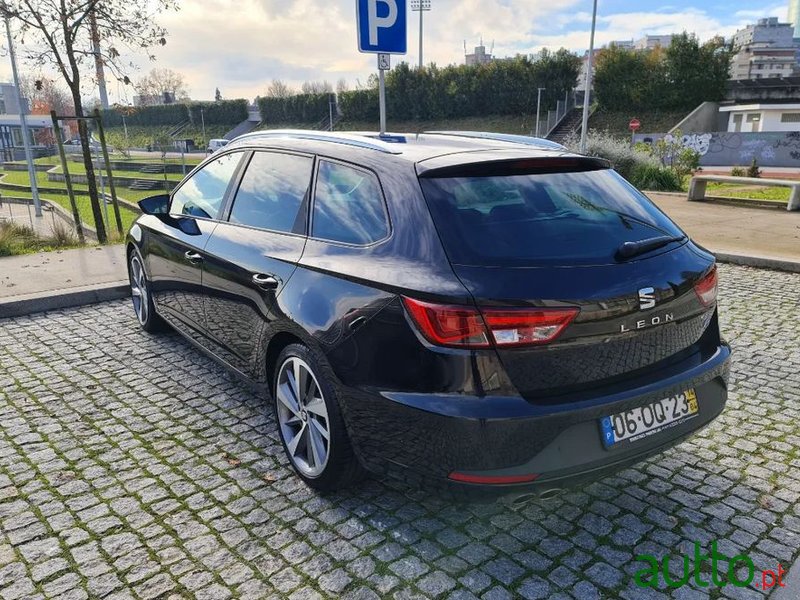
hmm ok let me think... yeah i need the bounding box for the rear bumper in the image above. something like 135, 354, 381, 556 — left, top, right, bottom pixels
338, 342, 730, 495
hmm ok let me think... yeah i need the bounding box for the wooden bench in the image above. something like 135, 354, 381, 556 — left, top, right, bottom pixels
688, 175, 800, 211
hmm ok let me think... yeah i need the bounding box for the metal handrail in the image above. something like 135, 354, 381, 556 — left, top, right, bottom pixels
234, 129, 403, 154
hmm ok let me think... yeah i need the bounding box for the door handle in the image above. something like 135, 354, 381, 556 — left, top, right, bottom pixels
184, 251, 203, 264
252, 273, 279, 290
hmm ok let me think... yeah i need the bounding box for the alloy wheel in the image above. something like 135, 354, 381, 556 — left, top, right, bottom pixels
130, 255, 149, 325
276, 356, 331, 477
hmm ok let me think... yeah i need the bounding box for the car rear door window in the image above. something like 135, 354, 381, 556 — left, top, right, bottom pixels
311, 161, 389, 245
419, 167, 685, 267
228, 152, 314, 233
171, 152, 242, 219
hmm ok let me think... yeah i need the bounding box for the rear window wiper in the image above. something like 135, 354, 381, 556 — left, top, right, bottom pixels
616, 235, 686, 260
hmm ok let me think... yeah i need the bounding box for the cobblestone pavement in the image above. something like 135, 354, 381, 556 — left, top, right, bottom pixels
0, 264, 798, 600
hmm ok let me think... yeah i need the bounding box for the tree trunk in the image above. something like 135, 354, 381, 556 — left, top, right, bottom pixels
72, 93, 107, 243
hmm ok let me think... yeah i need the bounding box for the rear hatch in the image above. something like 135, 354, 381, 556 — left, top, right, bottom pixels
417, 155, 718, 401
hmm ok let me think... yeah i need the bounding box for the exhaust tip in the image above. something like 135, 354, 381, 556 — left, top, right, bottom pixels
538, 488, 564, 501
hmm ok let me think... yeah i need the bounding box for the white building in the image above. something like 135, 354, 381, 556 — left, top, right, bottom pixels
730, 18, 799, 80
634, 35, 675, 50
465, 44, 493, 66
720, 103, 800, 132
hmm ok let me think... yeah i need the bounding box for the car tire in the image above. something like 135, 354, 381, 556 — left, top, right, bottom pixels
128, 248, 166, 333
273, 343, 365, 491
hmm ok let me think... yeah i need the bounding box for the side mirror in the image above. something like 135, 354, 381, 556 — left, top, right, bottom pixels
137, 194, 170, 215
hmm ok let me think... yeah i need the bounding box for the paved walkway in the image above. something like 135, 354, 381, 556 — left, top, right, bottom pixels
648, 193, 800, 263
0, 245, 126, 299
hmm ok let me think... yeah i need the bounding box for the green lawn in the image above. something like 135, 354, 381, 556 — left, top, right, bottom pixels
48, 163, 185, 182
1, 170, 140, 238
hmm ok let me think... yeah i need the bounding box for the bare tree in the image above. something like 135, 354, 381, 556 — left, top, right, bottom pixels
2, 0, 177, 243
335, 78, 349, 94
300, 80, 332, 94
134, 67, 189, 105
19, 74, 73, 115
266, 79, 293, 99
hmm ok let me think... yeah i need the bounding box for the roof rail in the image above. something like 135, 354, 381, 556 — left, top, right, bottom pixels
233, 129, 403, 154
424, 131, 567, 151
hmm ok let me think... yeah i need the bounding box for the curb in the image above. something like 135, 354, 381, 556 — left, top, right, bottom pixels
714, 252, 800, 274
0, 282, 129, 320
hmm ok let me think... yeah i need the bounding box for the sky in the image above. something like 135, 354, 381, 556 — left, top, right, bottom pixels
1, 0, 793, 104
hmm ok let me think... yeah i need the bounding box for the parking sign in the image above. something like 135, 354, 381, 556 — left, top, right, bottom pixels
357, 0, 407, 54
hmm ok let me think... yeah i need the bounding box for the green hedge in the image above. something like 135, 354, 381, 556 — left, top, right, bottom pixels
101, 99, 248, 127
259, 94, 333, 124
260, 50, 581, 124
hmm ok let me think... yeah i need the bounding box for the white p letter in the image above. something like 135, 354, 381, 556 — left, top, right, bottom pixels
368, 0, 397, 46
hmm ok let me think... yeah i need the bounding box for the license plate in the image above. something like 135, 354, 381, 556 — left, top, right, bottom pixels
600, 389, 699, 448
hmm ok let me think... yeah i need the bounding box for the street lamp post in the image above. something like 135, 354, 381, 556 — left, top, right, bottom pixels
579, 0, 598, 154
410, 0, 432, 69
2, 9, 42, 217
535, 87, 545, 137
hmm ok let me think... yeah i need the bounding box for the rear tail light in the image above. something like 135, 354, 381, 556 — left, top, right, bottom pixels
402, 297, 578, 349
694, 266, 718, 307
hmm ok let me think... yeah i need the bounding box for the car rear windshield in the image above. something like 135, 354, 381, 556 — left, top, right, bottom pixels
418, 167, 684, 267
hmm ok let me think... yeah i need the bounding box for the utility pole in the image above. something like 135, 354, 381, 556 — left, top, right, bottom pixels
411, 0, 431, 69
89, 5, 109, 109
535, 87, 545, 137
3, 8, 41, 217
580, 0, 598, 154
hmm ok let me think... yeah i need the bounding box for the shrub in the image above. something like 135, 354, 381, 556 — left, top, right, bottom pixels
564, 131, 658, 181
731, 166, 746, 177
629, 164, 682, 191
746, 158, 761, 178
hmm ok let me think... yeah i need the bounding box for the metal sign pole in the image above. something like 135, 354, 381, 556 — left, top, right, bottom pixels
378, 53, 390, 136
4, 13, 42, 217
379, 69, 387, 136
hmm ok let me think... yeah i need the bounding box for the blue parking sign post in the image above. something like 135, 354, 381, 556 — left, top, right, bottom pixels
356, 0, 407, 135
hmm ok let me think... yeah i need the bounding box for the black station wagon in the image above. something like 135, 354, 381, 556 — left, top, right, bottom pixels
127, 130, 730, 497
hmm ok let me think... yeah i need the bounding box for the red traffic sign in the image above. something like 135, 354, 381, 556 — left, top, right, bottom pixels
629, 118, 641, 131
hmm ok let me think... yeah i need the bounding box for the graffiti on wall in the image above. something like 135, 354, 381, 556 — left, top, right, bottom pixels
635, 131, 800, 168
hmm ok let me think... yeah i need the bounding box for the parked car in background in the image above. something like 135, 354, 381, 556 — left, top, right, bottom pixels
207, 138, 229, 153
126, 130, 730, 497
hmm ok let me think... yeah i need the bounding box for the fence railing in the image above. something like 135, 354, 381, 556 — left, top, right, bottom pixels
533, 90, 580, 139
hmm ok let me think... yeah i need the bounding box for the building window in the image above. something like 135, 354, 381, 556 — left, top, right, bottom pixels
732, 114, 743, 132
781, 113, 800, 123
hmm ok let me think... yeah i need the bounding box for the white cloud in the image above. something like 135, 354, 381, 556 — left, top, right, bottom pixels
1, 0, 794, 104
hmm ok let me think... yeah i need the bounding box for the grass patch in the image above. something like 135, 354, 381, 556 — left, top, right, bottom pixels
0, 220, 82, 256
705, 182, 790, 203
103, 124, 237, 149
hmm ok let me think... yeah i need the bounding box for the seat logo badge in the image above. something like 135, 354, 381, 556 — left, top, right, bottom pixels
639, 287, 656, 310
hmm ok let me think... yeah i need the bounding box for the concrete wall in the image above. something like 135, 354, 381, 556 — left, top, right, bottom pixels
634, 131, 800, 167
670, 102, 721, 134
